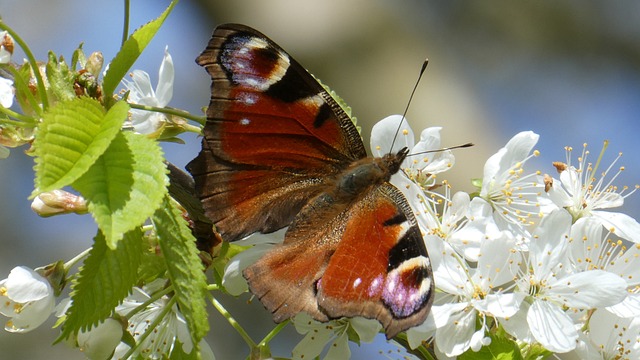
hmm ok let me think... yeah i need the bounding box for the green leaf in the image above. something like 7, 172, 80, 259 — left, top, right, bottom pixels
154, 196, 209, 347
523, 343, 552, 360
73, 131, 168, 248
59, 228, 143, 341
101, 0, 177, 99
46, 51, 76, 102
459, 331, 523, 360
138, 244, 168, 283
32, 98, 129, 197
169, 340, 200, 360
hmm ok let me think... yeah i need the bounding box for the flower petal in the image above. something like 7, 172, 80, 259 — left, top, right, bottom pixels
527, 300, 578, 353
434, 304, 476, 356
324, 331, 351, 360
349, 317, 381, 343
222, 243, 274, 296
155, 46, 174, 106
370, 115, 414, 157
4, 266, 52, 303
292, 319, 335, 360
592, 210, 640, 244
4, 293, 55, 333
530, 209, 571, 278
606, 292, 640, 317
0, 77, 13, 108
473, 293, 523, 318
548, 270, 627, 309
499, 301, 534, 344
406, 313, 436, 349
77, 319, 123, 360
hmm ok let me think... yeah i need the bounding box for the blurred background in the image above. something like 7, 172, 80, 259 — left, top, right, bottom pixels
1, 0, 639, 358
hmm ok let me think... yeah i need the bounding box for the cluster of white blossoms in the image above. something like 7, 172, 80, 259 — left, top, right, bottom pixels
375, 115, 640, 359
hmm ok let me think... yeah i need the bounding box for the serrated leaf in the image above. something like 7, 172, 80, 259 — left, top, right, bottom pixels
46, 51, 76, 102
32, 98, 129, 197
73, 131, 168, 248
101, 0, 177, 99
154, 196, 209, 346
59, 228, 143, 341
138, 249, 168, 283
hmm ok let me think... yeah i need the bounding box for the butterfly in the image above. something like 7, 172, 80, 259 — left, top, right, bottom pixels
187, 24, 434, 339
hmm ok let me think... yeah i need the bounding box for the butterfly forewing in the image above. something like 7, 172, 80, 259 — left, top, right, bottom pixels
188, 24, 366, 241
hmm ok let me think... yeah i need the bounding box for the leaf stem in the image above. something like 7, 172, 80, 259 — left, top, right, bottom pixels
258, 321, 289, 347
0, 108, 36, 126
122, 0, 131, 46
210, 296, 256, 348
64, 247, 92, 271
0, 21, 49, 109
128, 102, 206, 127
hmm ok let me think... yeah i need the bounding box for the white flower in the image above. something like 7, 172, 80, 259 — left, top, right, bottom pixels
0, 266, 55, 333
479, 131, 553, 242
370, 115, 454, 190
122, 46, 174, 134
567, 216, 640, 317
429, 231, 522, 357
571, 310, 640, 360
0, 76, 14, 108
77, 319, 123, 360
291, 313, 381, 360
114, 282, 193, 359
546, 142, 640, 243
510, 209, 628, 353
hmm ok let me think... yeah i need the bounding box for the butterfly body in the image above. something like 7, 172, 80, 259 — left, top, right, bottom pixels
188, 24, 434, 338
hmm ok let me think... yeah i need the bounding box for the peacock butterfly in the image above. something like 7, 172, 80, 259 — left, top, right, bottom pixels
187, 24, 434, 338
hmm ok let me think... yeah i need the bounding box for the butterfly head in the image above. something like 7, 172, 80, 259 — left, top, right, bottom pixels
384, 147, 410, 177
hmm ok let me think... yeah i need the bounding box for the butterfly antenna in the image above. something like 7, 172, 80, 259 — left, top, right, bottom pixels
409, 142, 475, 157
390, 59, 429, 152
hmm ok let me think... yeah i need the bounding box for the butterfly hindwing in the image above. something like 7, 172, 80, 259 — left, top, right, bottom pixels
244, 182, 434, 339
188, 24, 366, 241
317, 183, 434, 338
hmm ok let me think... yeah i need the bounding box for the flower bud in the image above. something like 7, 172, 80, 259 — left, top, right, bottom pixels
85, 51, 104, 78
0, 31, 14, 64
31, 190, 88, 217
